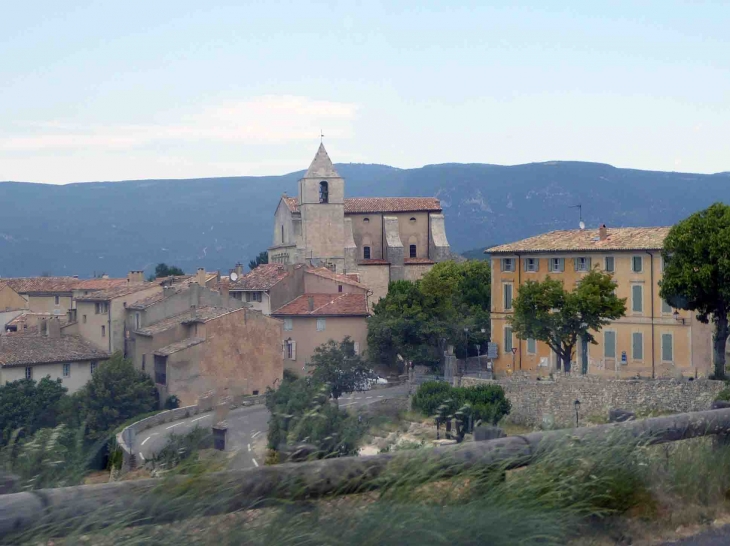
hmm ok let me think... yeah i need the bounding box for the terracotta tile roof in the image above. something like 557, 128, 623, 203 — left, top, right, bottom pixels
183, 306, 241, 323
0, 277, 81, 294
74, 278, 127, 291
345, 197, 442, 214
487, 227, 671, 254
357, 259, 390, 266
281, 197, 442, 215
154, 337, 205, 357
75, 283, 157, 302
5, 313, 69, 336
0, 335, 110, 367
272, 293, 369, 317
305, 267, 369, 290
404, 257, 435, 265
127, 277, 199, 309
135, 306, 240, 336
230, 263, 292, 291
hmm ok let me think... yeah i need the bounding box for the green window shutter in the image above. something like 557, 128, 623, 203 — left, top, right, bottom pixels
587, 257, 592, 270
632, 285, 643, 313
662, 333, 673, 361
632, 332, 643, 360
604, 331, 616, 358
527, 338, 536, 354
559, 258, 565, 272
574, 258, 579, 271
504, 284, 513, 310
504, 327, 513, 353
535, 258, 540, 272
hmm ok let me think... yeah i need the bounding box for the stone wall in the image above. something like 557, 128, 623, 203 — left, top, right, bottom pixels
428, 213, 451, 262
459, 375, 725, 427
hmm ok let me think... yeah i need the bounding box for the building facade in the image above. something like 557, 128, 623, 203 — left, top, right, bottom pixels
488, 226, 713, 378
267, 144, 452, 303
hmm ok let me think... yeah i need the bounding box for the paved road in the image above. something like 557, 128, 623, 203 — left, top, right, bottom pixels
134, 384, 410, 469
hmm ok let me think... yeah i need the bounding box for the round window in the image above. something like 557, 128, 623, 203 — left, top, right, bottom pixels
363, 217, 370, 223
409, 217, 416, 224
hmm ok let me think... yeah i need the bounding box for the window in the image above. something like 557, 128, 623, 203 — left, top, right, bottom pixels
501, 258, 515, 272
631, 284, 643, 313
525, 258, 538, 272
286, 340, 296, 360
142, 354, 146, 371
338, 285, 343, 293
549, 258, 565, 273
319, 181, 329, 203
316, 318, 326, 331
135, 313, 141, 329
54, 295, 60, 305
662, 333, 673, 362
574, 257, 591, 272
503, 283, 513, 310
90, 361, 98, 374
632, 256, 643, 273
527, 338, 536, 354
363, 217, 370, 223
246, 292, 262, 303
95, 302, 108, 314
25, 367, 33, 380
661, 299, 673, 314
632, 332, 643, 361
281, 225, 284, 243
82, 315, 87, 324
101, 325, 106, 337
409, 244, 417, 258
253, 390, 259, 395
604, 331, 616, 358
504, 326, 513, 353
363, 246, 371, 259
284, 318, 293, 331
409, 217, 416, 224
604, 256, 615, 273
154, 355, 166, 385
63, 363, 70, 377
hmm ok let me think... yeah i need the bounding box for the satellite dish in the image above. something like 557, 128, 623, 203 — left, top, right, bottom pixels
230, 272, 239, 282
579, 221, 586, 230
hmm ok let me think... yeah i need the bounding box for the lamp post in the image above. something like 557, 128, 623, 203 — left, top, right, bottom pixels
574, 399, 581, 427
464, 327, 469, 360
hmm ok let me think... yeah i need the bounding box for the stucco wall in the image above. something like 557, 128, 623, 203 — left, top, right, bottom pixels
356, 265, 390, 305
165, 309, 283, 406
428, 213, 451, 262
0, 359, 97, 394
300, 203, 346, 271
460, 375, 725, 428
490, 251, 711, 378
269, 266, 305, 313
349, 213, 385, 260
394, 211, 430, 259
281, 315, 368, 375
0, 286, 26, 312
132, 322, 190, 374
26, 295, 73, 314
404, 264, 433, 282
303, 273, 367, 295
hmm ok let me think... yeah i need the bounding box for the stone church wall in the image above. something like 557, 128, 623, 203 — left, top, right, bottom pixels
357, 265, 390, 306
428, 213, 451, 262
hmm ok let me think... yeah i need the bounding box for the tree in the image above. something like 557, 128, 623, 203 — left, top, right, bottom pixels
509, 270, 626, 373
0, 377, 67, 446
310, 337, 375, 401
248, 251, 269, 271
660, 203, 730, 379
69, 353, 159, 440
150, 263, 185, 281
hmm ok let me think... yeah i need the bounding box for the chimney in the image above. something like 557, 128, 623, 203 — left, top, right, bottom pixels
599, 224, 608, 241
38, 317, 47, 337
234, 263, 244, 276
127, 270, 144, 283
196, 267, 207, 286
48, 317, 61, 339
308, 296, 314, 312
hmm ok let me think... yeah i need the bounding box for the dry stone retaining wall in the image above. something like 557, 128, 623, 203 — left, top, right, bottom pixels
459, 375, 725, 428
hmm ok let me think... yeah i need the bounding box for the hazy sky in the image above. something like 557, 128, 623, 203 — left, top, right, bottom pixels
1, 1, 728, 183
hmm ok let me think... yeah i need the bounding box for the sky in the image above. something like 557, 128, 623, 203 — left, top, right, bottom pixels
0, 0, 728, 184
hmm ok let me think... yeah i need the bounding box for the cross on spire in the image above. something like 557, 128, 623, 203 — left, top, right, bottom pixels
320, 129, 324, 143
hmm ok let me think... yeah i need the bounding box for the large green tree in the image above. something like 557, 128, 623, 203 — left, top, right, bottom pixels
150, 263, 185, 280
248, 251, 269, 271
68, 354, 159, 440
509, 270, 626, 373
367, 260, 491, 369
0, 377, 67, 446
660, 203, 730, 379
310, 337, 375, 401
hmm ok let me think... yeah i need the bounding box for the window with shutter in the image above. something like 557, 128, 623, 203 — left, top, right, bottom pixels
632, 285, 643, 313
504, 327, 513, 353
605, 256, 615, 272
661, 299, 672, 314
525, 258, 538, 272
575, 257, 590, 272
316, 318, 326, 331
503, 284, 513, 310
632, 256, 643, 273
632, 332, 643, 360
662, 333, 673, 362
550, 258, 564, 272
604, 331, 616, 358
501, 258, 514, 272
527, 338, 536, 354
284, 318, 293, 331
291, 341, 297, 361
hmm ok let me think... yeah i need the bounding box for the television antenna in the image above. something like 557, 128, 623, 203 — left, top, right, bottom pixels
230, 271, 239, 282
569, 204, 585, 230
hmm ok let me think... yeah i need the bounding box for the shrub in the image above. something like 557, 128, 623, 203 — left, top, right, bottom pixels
164, 395, 181, 410
412, 381, 511, 425
716, 387, 730, 401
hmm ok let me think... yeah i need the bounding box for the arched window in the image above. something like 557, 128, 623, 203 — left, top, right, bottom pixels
363, 217, 370, 223
409, 217, 416, 224
319, 181, 329, 203
408, 235, 418, 258
281, 224, 284, 243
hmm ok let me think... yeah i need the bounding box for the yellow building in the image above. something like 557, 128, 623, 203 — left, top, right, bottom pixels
487, 225, 713, 378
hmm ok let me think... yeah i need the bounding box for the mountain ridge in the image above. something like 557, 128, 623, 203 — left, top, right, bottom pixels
1, 161, 728, 278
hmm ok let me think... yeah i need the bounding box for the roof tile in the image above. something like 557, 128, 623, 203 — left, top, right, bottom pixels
0, 277, 81, 294
281, 197, 442, 215
230, 263, 293, 291
0, 335, 110, 367
272, 293, 369, 317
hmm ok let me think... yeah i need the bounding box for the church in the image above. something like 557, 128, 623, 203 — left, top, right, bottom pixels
267, 143, 452, 302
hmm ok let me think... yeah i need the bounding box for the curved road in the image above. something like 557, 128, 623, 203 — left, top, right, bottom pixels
135, 385, 410, 469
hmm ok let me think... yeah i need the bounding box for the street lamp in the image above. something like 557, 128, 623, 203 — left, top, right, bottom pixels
464, 327, 469, 359
574, 399, 581, 427
673, 309, 685, 325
